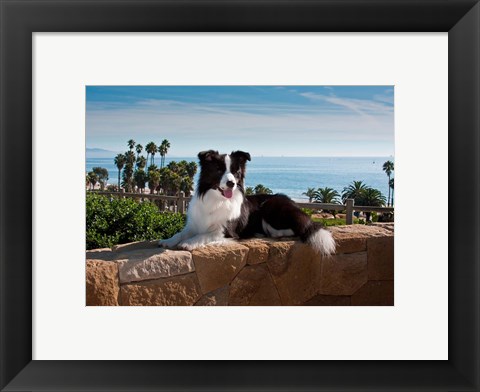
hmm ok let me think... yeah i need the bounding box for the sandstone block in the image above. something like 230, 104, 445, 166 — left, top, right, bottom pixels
120, 273, 202, 306
192, 243, 248, 293
229, 264, 281, 306
351, 280, 394, 306
116, 248, 194, 283
372, 222, 395, 232
266, 241, 296, 275
195, 285, 230, 306
86, 259, 119, 306
318, 252, 368, 296
367, 237, 394, 280
334, 237, 366, 254
330, 224, 393, 240
267, 242, 322, 305
268, 240, 295, 257
329, 225, 394, 255
241, 239, 271, 265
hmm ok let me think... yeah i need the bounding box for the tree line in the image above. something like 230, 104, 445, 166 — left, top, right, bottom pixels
87, 139, 198, 197
87, 152, 394, 212
301, 160, 394, 204
300, 160, 394, 221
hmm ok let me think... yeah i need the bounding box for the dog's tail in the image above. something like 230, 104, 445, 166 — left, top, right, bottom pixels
258, 194, 336, 256
299, 222, 336, 257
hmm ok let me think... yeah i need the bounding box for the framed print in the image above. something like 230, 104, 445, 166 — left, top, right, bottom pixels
1, 0, 479, 391
83, 84, 396, 309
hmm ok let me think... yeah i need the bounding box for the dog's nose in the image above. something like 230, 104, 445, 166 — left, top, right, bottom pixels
226, 181, 235, 188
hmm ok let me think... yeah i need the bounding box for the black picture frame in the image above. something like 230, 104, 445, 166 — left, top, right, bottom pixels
1, 0, 479, 391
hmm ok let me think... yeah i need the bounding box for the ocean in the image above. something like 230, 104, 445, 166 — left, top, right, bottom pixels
86, 156, 393, 202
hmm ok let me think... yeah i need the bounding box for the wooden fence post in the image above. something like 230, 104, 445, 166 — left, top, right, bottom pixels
177, 191, 185, 214
346, 198, 354, 225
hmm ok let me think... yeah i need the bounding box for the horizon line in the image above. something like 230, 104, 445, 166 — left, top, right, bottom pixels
86, 154, 395, 158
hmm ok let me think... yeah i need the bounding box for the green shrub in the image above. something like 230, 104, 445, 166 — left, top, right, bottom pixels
86, 194, 186, 250
301, 208, 316, 216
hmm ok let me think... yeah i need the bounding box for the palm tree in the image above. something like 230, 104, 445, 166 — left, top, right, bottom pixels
121, 151, 136, 192
166, 161, 179, 173
358, 188, 386, 222
342, 180, 369, 204
254, 184, 273, 195
125, 150, 135, 165
145, 142, 157, 166
145, 142, 152, 166
148, 168, 160, 194
314, 187, 341, 204
158, 139, 171, 169
245, 187, 254, 196
169, 173, 182, 196
180, 176, 194, 197
127, 139, 136, 151
136, 156, 147, 170
122, 163, 134, 192
382, 160, 394, 206
185, 161, 198, 179
160, 168, 182, 196
314, 187, 341, 217
114, 153, 126, 190
389, 178, 394, 206
134, 169, 147, 193
135, 144, 143, 167
302, 187, 317, 203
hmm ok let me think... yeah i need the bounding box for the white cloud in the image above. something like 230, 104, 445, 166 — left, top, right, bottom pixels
299, 92, 393, 118
86, 98, 394, 156
373, 93, 394, 105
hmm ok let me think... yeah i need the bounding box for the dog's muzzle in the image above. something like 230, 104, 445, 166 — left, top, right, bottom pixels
217, 185, 234, 199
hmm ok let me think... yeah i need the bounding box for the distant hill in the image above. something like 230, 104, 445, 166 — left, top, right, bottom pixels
86, 148, 118, 158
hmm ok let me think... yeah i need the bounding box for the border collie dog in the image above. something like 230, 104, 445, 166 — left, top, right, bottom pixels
159, 150, 336, 256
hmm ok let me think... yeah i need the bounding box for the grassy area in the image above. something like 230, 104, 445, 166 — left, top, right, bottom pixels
311, 217, 363, 226
303, 208, 380, 226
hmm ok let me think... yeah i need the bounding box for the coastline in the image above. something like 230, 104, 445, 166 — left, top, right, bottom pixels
86, 156, 393, 201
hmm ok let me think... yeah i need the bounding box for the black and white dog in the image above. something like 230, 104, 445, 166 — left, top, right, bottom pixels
159, 150, 335, 255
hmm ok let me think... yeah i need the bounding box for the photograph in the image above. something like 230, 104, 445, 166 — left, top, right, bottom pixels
85, 86, 395, 306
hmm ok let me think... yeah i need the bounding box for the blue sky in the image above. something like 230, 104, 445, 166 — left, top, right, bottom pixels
86, 86, 394, 157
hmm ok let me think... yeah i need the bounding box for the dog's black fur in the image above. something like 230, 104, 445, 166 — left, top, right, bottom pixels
160, 149, 335, 255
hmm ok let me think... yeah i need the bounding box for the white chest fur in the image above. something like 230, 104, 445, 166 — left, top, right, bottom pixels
187, 189, 243, 234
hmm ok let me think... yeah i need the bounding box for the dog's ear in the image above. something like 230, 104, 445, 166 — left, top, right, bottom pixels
231, 150, 251, 163
198, 150, 218, 162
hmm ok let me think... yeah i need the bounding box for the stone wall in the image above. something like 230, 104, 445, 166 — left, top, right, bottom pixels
86, 224, 394, 306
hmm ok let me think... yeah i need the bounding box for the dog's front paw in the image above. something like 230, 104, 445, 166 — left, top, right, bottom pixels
159, 238, 178, 249
178, 238, 231, 251
177, 240, 201, 251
